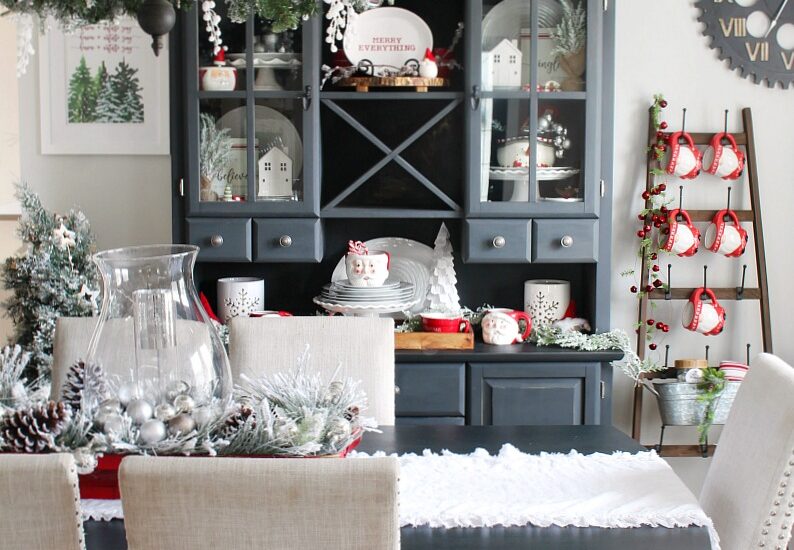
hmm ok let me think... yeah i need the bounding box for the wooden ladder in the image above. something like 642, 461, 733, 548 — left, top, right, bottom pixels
631, 107, 772, 457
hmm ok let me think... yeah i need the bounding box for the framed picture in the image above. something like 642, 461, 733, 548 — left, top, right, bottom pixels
39, 18, 169, 155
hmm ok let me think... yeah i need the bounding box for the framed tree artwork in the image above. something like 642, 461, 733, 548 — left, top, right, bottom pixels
39, 17, 169, 155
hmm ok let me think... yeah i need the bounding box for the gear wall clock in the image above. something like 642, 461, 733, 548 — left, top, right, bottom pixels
696, 0, 794, 88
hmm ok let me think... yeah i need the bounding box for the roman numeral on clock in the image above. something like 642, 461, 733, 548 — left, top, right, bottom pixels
745, 41, 769, 61
782, 51, 794, 70
720, 17, 746, 37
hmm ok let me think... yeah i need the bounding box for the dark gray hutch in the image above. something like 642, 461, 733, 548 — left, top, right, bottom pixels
169, 0, 619, 427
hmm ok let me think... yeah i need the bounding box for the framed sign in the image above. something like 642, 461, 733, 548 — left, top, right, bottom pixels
39, 18, 169, 155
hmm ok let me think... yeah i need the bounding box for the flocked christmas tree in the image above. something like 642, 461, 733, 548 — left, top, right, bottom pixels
425, 223, 461, 313
2, 184, 99, 377
95, 59, 144, 123
67, 56, 97, 123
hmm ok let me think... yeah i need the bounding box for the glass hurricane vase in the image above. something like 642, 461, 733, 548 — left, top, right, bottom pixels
84, 245, 232, 427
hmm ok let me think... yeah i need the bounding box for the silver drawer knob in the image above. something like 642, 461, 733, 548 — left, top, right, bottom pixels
492, 235, 506, 249
210, 234, 224, 248
561, 235, 574, 248
279, 235, 293, 248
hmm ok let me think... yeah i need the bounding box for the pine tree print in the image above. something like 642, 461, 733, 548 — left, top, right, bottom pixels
93, 61, 109, 102
94, 70, 119, 123
113, 59, 144, 123
67, 56, 97, 123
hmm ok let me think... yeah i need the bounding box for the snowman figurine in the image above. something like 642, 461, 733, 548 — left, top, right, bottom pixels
419, 48, 438, 79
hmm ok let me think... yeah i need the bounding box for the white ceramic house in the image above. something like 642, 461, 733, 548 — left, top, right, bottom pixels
487, 38, 522, 88
258, 145, 293, 198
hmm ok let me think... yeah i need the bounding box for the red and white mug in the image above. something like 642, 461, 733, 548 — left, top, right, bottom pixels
702, 133, 744, 180
705, 209, 748, 257
682, 288, 726, 336
662, 208, 701, 257
420, 312, 472, 334
481, 308, 532, 345
664, 132, 702, 180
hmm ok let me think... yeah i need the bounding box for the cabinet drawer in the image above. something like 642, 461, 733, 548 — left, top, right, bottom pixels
532, 219, 598, 263
186, 218, 252, 262
253, 219, 322, 263
463, 220, 531, 263
396, 363, 465, 417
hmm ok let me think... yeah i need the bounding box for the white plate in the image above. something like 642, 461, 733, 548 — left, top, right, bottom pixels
343, 7, 433, 73
489, 166, 581, 181
323, 290, 415, 301
332, 238, 433, 315
314, 296, 420, 317
333, 279, 402, 290
217, 105, 303, 179
482, 0, 564, 51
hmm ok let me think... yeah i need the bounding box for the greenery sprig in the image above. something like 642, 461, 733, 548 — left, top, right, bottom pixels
696, 367, 726, 445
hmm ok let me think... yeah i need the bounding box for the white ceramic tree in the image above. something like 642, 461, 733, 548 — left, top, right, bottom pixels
425, 223, 461, 313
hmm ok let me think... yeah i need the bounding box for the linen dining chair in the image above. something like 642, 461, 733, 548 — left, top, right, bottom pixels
119, 455, 399, 550
51, 316, 98, 400
699, 353, 794, 550
0, 453, 85, 550
228, 316, 396, 425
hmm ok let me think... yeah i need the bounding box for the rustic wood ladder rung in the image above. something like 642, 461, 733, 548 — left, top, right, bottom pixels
631, 107, 772, 458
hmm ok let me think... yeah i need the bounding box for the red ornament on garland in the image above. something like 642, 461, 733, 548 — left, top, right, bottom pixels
660, 121, 668, 129
649, 343, 658, 350
660, 100, 668, 108
630, 286, 638, 293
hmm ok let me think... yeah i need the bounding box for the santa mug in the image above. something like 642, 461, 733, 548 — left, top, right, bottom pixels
662, 209, 701, 257
682, 288, 726, 336
702, 133, 744, 180
704, 209, 748, 257
344, 241, 390, 287
664, 132, 702, 179
481, 308, 532, 345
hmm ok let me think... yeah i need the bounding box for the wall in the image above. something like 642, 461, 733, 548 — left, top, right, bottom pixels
612, 0, 794, 493
17, 32, 172, 251
0, 18, 22, 343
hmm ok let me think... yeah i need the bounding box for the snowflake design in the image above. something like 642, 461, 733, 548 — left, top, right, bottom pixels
224, 289, 261, 320
527, 291, 560, 326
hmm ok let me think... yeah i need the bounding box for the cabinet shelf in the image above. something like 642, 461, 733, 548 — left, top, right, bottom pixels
198, 90, 247, 100
483, 90, 587, 101
320, 91, 465, 100
321, 207, 462, 219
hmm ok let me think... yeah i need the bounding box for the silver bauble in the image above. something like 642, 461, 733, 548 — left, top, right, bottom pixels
173, 394, 195, 413
93, 409, 110, 429
562, 138, 572, 150
139, 419, 167, 444
99, 398, 122, 416
117, 382, 139, 406
553, 136, 564, 147
154, 404, 176, 421
537, 117, 550, 131
562, 128, 568, 136
192, 406, 216, 427
166, 380, 190, 402
544, 112, 553, 122
168, 413, 197, 436
126, 398, 154, 425
102, 413, 125, 436
555, 149, 565, 159
553, 123, 564, 135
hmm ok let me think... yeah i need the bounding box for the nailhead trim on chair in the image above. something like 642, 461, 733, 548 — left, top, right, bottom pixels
758, 448, 794, 548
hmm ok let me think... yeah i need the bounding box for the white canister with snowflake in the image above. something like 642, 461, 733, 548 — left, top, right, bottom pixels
524, 279, 570, 327
217, 277, 264, 323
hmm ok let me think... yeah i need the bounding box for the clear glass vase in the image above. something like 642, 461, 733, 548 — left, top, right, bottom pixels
85, 245, 232, 424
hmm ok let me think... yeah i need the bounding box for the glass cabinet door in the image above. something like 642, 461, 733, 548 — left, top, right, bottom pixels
467, 0, 600, 216
186, 5, 319, 215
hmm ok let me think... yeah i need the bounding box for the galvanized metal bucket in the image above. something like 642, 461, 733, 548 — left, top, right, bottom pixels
652, 381, 741, 426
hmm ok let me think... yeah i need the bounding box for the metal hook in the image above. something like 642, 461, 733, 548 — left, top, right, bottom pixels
736, 264, 747, 300
664, 345, 670, 369
705, 345, 710, 362
703, 265, 708, 290
665, 264, 672, 300
723, 109, 729, 135
746, 343, 751, 365
726, 187, 732, 211
681, 108, 687, 136
677, 186, 684, 216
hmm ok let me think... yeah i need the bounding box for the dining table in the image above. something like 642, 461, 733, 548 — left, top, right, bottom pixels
83, 425, 712, 550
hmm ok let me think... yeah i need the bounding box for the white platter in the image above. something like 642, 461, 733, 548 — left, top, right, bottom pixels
482, 0, 564, 51
331, 237, 433, 315
313, 296, 420, 317
227, 52, 302, 69
323, 289, 414, 300
489, 166, 581, 181
343, 7, 433, 73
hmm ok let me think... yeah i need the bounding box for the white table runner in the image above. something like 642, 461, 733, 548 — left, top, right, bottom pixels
81, 445, 719, 549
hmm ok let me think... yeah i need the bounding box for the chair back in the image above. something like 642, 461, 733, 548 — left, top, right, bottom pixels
52, 316, 98, 400
120, 455, 399, 550
699, 353, 794, 550
0, 453, 84, 550
229, 316, 395, 425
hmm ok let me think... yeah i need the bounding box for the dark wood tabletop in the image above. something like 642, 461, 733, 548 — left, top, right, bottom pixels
84, 425, 711, 550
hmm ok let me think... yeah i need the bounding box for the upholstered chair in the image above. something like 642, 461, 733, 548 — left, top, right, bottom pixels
119, 455, 399, 550
700, 353, 794, 550
51, 316, 98, 400
0, 453, 85, 550
228, 316, 396, 425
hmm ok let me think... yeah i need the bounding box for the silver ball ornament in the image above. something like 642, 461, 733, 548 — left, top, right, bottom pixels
154, 404, 176, 421
192, 406, 216, 427
553, 136, 564, 147
166, 380, 190, 402
173, 394, 195, 413
117, 382, 139, 406
562, 138, 572, 150
98, 398, 122, 416
126, 398, 154, 425
553, 123, 564, 135
537, 117, 550, 131
555, 149, 565, 159
139, 419, 167, 444
93, 409, 111, 429
102, 413, 125, 436
168, 413, 197, 436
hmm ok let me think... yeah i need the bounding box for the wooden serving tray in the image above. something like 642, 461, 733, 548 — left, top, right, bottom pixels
337, 76, 449, 92
395, 331, 474, 350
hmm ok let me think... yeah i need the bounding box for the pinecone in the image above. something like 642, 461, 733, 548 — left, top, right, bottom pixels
220, 405, 256, 438
61, 361, 110, 410
1, 401, 72, 453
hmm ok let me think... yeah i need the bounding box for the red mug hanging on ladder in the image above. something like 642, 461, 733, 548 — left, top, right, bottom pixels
664, 132, 702, 179
704, 209, 748, 257
662, 208, 701, 257
702, 133, 745, 180
683, 287, 726, 335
